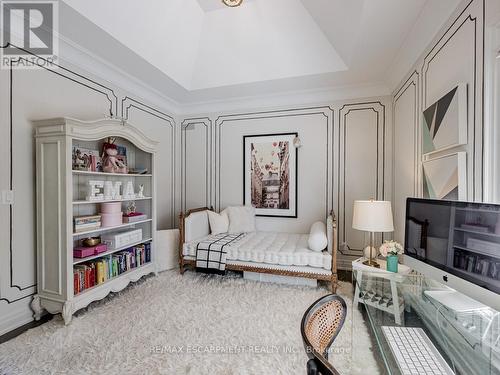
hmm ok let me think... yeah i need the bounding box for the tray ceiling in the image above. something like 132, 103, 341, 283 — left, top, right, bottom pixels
60, 0, 460, 103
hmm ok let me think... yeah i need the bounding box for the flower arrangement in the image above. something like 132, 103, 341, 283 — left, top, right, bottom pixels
379, 240, 404, 257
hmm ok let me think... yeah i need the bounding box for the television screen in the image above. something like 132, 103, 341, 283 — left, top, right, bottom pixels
405, 198, 500, 295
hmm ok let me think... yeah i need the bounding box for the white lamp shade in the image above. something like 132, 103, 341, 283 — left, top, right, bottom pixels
352, 200, 394, 232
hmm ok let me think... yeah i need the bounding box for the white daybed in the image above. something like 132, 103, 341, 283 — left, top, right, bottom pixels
178, 207, 338, 292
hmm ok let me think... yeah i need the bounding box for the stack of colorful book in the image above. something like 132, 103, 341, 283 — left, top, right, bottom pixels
73, 242, 152, 295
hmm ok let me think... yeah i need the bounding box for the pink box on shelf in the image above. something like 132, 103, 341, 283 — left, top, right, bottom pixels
93, 243, 107, 254
73, 244, 108, 258
101, 202, 122, 214
73, 247, 94, 258
101, 212, 123, 227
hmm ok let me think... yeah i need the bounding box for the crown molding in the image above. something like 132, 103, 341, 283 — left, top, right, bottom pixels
178, 81, 390, 116
56, 34, 181, 115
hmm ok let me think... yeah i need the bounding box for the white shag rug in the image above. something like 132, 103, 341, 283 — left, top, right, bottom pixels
0, 271, 380, 375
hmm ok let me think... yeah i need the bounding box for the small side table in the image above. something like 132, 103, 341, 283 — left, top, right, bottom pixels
352, 257, 411, 325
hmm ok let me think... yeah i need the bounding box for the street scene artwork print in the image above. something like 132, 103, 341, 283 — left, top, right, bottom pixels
244, 133, 297, 217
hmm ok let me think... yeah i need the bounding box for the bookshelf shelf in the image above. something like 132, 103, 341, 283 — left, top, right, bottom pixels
75, 262, 153, 297
73, 238, 153, 265
454, 227, 500, 238
73, 197, 152, 205
73, 219, 152, 237
33, 118, 158, 325
455, 207, 500, 214
453, 245, 498, 259
73, 170, 152, 177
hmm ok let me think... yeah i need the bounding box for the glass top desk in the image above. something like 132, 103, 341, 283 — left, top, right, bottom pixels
351, 267, 500, 375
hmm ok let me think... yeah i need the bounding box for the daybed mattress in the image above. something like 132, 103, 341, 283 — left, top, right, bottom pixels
183, 232, 332, 270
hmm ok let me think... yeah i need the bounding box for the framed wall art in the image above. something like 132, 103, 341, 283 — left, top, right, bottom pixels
422, 152, 467, 201
422, 83, 467, 155
243, 133, 298, 217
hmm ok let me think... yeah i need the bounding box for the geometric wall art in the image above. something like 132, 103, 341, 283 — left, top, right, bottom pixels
422, 84, 467, 155
422, 152, 467, 200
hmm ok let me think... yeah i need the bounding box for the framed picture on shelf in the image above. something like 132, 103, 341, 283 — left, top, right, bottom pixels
243, 133, 298, 218
72, 146, 100, 172
422, 83, 467, 155
422, 152, 466, 200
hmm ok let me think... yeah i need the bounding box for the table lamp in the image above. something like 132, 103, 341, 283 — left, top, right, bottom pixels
352, 200, 394, 268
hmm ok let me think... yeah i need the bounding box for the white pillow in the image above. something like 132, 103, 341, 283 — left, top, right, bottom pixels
227, 206, 256, 234
207, 209, 229, 235
308, 221, 327, 251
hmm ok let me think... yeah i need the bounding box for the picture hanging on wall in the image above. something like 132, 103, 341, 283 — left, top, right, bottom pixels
422, 83, 467, 155
422, 152, 466, 200
243, 133, 298, 218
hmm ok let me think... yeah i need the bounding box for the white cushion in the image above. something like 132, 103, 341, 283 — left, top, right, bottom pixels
184, 210, 210, 242
308, 221, 327, 251
207, 209, 229, 235
227, 206, 256, 233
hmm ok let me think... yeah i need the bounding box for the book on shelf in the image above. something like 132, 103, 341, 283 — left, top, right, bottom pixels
122, 213, 147, 223
73, 242, 152, 295
74, 215, 102, 233
128, 168, 148, 175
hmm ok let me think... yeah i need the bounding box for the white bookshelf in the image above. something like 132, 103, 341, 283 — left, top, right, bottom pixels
32, 118, 158, 324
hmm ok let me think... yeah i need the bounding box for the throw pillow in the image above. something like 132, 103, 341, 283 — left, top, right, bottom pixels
207, 209, 229, 235
227, 206, 256, 233
308, 221, 328, 251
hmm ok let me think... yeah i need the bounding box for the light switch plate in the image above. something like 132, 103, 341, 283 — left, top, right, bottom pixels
1, 190, 14, 205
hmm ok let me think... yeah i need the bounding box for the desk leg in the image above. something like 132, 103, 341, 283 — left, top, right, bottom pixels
354, 271, 362, 306
390, 279, 401, 325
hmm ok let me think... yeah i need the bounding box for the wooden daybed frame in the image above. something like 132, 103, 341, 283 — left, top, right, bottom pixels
178, 207, 338, 292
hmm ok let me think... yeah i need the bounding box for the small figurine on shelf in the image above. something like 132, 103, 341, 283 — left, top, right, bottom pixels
126, 201, 136, 216
136, 184, 145, 198
102, 138, 127, 174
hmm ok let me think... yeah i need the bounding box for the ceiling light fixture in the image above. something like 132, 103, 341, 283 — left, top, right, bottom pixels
222, 0, 243, 7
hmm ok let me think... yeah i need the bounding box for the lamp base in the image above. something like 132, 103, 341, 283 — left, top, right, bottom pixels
363, 259, 380, 268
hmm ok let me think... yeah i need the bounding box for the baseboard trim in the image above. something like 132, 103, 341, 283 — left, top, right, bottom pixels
0, 312, 51, 344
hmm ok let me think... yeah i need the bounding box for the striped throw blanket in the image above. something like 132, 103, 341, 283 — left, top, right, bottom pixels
196, 233, 244, 274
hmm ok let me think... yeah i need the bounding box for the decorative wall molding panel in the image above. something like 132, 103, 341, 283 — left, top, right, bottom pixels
121, 97, 177, 229
392, 71, 419, 243
181, 101, 390, 270
214, 106, 334, 234
421, 0, 484, 202
181, 117, 212, 212
337, 101, 387, 270
392, 0, 485, 241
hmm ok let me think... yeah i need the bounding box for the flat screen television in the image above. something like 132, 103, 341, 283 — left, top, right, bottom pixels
404, 198, 500, 311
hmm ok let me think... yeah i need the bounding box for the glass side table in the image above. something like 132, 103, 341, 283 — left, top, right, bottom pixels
352, 267, 500, 375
